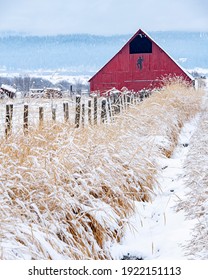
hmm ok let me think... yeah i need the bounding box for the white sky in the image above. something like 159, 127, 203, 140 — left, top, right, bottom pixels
0, 0, 207, 35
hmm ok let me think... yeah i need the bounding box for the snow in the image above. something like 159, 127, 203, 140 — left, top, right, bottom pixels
111, 115, 201, 260
178, 57, 188, 63
188, 67, 208, 76
1, 84, 16, 93
0, 79, 206, 260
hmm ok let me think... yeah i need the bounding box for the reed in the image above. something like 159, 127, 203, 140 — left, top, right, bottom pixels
0, 80, 203, 259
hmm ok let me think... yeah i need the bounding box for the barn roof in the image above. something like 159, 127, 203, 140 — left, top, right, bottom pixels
89, 28, 193, 82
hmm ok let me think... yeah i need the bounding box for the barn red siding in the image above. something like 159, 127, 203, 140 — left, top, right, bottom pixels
89, 29, 193, 93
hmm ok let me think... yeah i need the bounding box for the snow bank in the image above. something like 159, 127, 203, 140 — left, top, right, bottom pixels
111, 115, 200, 260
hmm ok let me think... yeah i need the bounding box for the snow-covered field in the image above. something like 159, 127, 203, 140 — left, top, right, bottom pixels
0, 79, 206, 260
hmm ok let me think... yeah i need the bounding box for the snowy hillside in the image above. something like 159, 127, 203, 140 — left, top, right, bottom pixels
0, 32, 208, 75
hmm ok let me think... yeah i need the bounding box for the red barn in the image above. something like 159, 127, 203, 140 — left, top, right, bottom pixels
89, 29, 193, 93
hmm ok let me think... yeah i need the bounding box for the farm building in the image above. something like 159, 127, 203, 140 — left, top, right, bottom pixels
0, 84, 16, 98
29, 88, 62, 98
89, 29, 194, 93
29, 88, 45, 98
44, 88, 62, 98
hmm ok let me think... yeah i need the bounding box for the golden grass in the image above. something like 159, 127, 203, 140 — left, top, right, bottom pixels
176, 90, 208, 259
0, 80, 204, 259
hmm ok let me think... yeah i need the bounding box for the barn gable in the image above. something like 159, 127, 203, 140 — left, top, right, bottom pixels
89, 29, 193, 93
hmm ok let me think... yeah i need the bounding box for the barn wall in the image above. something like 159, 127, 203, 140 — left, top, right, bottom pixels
90, 30, 193, 93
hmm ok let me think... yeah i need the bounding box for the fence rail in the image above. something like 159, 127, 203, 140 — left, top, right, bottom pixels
0, 90, 151, 138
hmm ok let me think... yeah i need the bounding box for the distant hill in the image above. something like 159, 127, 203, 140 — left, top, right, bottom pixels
0, 31, 207, 75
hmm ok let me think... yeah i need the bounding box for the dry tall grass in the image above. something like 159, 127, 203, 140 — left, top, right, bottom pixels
0, 80, 204, 259
177, 90, 208, 259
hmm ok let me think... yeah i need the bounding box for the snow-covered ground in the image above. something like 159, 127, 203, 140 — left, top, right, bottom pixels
111, 116, 200, 260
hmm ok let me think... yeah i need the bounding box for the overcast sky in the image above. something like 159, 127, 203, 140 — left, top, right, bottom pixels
0, 0, 207, 35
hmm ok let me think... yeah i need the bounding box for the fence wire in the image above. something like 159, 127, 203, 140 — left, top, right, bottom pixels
0, 90, 150, 138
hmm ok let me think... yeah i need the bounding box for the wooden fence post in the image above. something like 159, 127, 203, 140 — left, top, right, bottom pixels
123, 93, 127, 110
113, 94, 116, 104
133, 93, 136, 105
88, 100, 92, 125
39, 107, 44, 128
113, 96, 118, 114
120, 94, 124, 111
140, 90, 144, 102
111, 95, 116, 116
107, 97, 112, 121
81, 103, 85, 127
130, 92, 134, 105
101, 99, 107, 123
75, 96, 81, 128
135, 92, 140, 104
63, 102, 69, 122
127, 94, 131, 107
23, 104, 29, 135
116, 96, 121, 114
5, 104, 13, 137
94, 96, 98, 125
52, 107, 56, 121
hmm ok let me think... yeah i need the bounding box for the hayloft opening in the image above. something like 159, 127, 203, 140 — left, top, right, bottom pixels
129, 34, 152, 54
